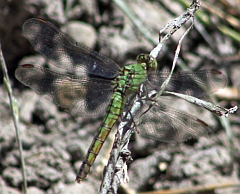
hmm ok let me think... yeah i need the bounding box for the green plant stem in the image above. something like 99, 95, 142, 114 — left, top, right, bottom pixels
0, 41, 27, 194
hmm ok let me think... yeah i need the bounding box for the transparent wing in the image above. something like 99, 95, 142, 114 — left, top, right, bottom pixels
131, 69, 227, 142
15, 64, 114, 116
149, 69, 227, 98
22, 18, 120, 78
136, 101, 210, 142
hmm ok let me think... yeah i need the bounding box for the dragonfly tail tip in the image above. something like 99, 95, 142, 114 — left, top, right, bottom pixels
75, 177, 82, 184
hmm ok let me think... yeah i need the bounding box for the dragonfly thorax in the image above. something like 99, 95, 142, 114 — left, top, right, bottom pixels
113, 61, 148, 94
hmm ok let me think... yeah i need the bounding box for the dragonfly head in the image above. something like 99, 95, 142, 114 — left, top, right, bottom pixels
136, 54, 157, 71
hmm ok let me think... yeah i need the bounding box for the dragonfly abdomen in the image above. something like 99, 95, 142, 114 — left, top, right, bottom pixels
76, 91, 124, 183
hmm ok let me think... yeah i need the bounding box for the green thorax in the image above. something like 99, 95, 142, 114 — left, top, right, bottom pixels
113, 54, 157, 93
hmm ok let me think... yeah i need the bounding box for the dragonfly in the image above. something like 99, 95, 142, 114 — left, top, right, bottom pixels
15, 18, 236, 183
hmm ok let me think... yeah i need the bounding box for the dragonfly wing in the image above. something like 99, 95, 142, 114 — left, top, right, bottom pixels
22, 18, 120, 78
15, 64, 114, 116
136, 101, 210, 142
149, 69, 227, 98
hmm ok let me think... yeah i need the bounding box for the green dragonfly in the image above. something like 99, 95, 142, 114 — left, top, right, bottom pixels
15, 18, 233, 183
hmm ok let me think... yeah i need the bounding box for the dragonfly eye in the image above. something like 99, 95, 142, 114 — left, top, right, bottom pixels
147, 58, 157, 71
136, 54, 149, 63
136, 54, 157, 71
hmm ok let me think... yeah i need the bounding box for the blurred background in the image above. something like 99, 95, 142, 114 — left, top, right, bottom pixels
0, 0, 239, 193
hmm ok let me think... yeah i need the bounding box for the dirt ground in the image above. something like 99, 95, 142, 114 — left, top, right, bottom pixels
0, 0, 240, 193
